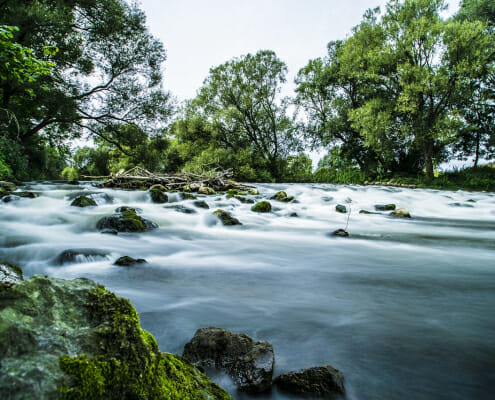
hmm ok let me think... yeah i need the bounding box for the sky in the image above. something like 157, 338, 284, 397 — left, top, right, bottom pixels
138, 0, 461, 102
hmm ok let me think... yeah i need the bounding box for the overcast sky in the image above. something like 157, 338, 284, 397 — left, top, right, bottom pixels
138, 0, 461, 102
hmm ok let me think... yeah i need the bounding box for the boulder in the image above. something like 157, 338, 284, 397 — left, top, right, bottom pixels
183, 327, 274, 392
150, 187, 168, 203
96, 209, 158, 232
67, 191, 113, 204
274, 365, 345, 399
114, 256, 147, 266
193, 200, 210, 209
0, 276, 233, 400
198, 186, 217, 195
150, 184, 167, 191
16, 191, 37, 199
182, 192, 198, 200
375, 204, 396, 211
235, 195, 254, 204
335, 205, 347, 213
214, 209, 242, 226
251, 201, 272, 213
248, 188, 259, 195
390, 208, 411, 218
271, 191, 294, 202
164, 205, 197, 214
0, 262, 23, 285
115, 206, 142, 214
1, 195, 21, 203
0, 181, 17, 191
54, 249, 109, 265
71, 195, 97, 207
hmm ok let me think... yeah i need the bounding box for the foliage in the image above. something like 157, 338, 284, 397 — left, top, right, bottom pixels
281, 153, 313, 182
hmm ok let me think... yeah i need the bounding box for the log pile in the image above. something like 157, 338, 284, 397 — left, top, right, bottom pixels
82, 166, 254, 192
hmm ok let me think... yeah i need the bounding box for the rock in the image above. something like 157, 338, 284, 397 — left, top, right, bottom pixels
101, 228, 118, 235
198, 186, 217, 195
67, 191, 113, 204
164, 205, 197, 214
248, 188, 259, 195
0, 262, 23, 285
0, 276, 233, 400
331, 229, 349, 237
359, 210, 374, 214
251, 201, 272, 213
150, 187, 168, 203
227, 189, 245, 198
114, 256, 147, 266
322, 196, 334, 202
375, 204, 396, 211
150, 184, 167, 191
271, 191, 294, 202
96, 209, 158, 232
274, 365, 345, 399
193, 200, 210, 209
335, 204, 347, 213
235, 195, 254, 204
71, 195, 97, 207
115, 206, 142, 214
54, 249, 109, 265
183, 327, 274, 392
16, 191, 38, 199
0, 181, 17, 191
214, 209, 242, 226
390, 208, 411, 218
449, 202, 475, 208
289, 212, 299, 217
1, 195, 21, 203
182, 192, 198, 200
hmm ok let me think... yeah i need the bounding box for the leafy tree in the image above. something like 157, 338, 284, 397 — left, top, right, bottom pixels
281, 153, 313, 182
189, 50, 299, 180
0, 0, 172, 176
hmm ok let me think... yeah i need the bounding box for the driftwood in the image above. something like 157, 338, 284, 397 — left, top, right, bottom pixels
82, 166, 254, 192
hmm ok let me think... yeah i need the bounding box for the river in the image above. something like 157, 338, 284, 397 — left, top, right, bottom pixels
1, 182, 494, 400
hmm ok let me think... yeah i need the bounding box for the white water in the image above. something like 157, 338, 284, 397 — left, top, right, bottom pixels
1, 182, 494, 400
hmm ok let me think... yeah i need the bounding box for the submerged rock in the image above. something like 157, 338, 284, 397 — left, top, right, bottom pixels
182, 192, 198, 200
0, 181, 17, 191
335, 204, 347, 213
164, 205, 197, 214
0, 262, 23, 285
375, 204, 396, 211
390, 208, 411, 218
193, 200, 210, 209
274, 365, 345, 399
214, 209, 242, 226
271, 191, 294, 202
15, 191, 38, 199
54, 249, 109, 265
251, 201, 272, 213
96, 209, 158, 232
67, 191, 113, 204
115, 206, 142, 214
235, 195, 255, 204
114, 256, 147, 266
331, 229, 349, 237
150, 187, 168, 203
0, 276, 233, 400
71, 195, 97, 207
183, 327, 274, 392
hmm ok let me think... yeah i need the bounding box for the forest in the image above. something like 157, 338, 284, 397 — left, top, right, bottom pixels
1, 0, 494, 189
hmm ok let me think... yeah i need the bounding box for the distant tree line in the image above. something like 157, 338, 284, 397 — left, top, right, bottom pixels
1, 0, 493, 183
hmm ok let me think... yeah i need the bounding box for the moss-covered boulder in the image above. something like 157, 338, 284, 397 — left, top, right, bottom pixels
183, 327, 274, 393
181, 192, 198, 200
0, 181, 17, 192
0, 276, 233, 400
251, 201, 272, 213
164, 205, 197, 214
213, 209, 242, 226
96, 209, 158, 232
193, 200, 210, 209
390, 208, 411, 218
0, 262, 23, 285
335, 204, 347, 213
274, 365, 345, 398
198, 186, 217, 195
114, 256, 147, 266
235, 196, 254, 204
271, 191, 294, 202
71, 195, 97, 207
248, 188, 259, 195
150, 187, 168, 204
375, 204, 396, 211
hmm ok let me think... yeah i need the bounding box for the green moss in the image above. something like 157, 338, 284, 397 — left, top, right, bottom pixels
120, 209, 146, 231
271, 191, 294, 202
375, 204, 396, 211
335, 204, 347, 213
71, 196, 97, 207
59, 285, 233, 400
150, 188, 168, 203
214, 209, 242, 226
251, 201, 272, 213
182, 192, 197, 200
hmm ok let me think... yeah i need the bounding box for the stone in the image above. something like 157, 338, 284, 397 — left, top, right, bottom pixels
1, 195, 20, 203
331, 229, 349, 237
193, 200, 210, 209
0, 276, 233, 400
251, 201, 272, 213
71, 195, 97, 207
96, 209, 158, 232
198, 186, 217, 195
0, 262, 23, 285
248, 188, 259, 195
271, 191, 294, 202
183, 327, 274, 392
54, 249, 109, 265
375, 204, 396, 211
235, 195, 254, 204
67, 191, 113, 204
150, 187, 168, 203
150, 184, 167, 191
164, 205, 197, 214
390, 208, 411, 218
114, 256, 147, 266
274, 365, 345, 399
0, 181, 17, 191
182, 192, 198, 200
214, 209, 242, 226
15, 191, 37, 199
289, 212, 298, 217
115, 206, 142, 214
335, 204, 347, 213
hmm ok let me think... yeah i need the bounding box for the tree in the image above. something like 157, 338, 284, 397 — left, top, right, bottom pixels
347, 0, 492, 180
189, 50, 299, 180
0, 0, 172, 176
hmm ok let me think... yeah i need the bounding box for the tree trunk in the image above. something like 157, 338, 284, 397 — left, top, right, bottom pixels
473, 131, 480, 168
423, 139, 434, 181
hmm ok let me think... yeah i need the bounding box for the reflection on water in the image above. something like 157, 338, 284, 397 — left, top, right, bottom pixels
1, 182, 494, 400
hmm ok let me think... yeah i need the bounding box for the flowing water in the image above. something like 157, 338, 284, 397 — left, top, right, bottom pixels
1, 182, 494, 400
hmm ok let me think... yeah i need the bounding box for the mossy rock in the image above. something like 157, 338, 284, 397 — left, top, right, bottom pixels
375, 204, 396, 211
181, 192, 198, 200
251, 201, 272, 213
150, 188, 168, 204
16, 191, 37, 199
248, 188, 259, 195
0, 181, 17, 191
71, 195, 97, 207
198, 186, 216, 195
390, 208, 411, 218
0, 275, 233, 399
114, 256, 147, 266
235, 195, 254, 204
214, 209, 242, 226
271, 191, 294, 202
193, 200, 210, 209
96, 209, 158, 232
164, 205, 197, 214
227, 189, 247, 199
335, 204, 347, 213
